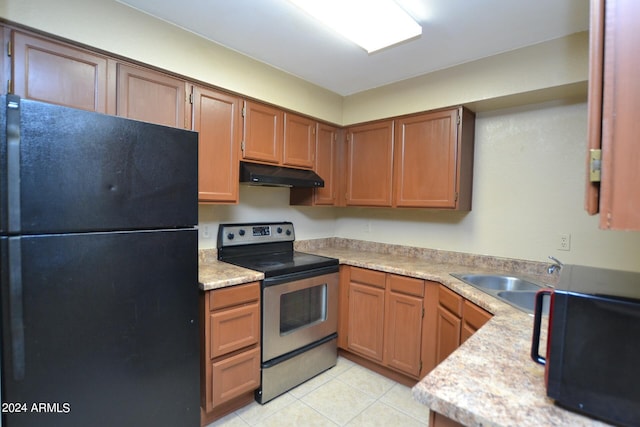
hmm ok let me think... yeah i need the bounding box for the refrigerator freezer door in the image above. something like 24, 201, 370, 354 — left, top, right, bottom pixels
1, 95, 198, 234
0, 229, 200, 427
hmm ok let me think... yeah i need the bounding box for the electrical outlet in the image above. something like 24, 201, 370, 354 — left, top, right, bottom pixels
201, 225, 211, 239
558, 233, 571, 251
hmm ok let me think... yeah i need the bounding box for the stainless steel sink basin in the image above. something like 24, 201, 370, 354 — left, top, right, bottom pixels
451, 273, 550, 314
497, 290, 549, 314
452, 274, 542, 291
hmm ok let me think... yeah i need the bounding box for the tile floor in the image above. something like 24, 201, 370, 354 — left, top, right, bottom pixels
205, 357, 431, 426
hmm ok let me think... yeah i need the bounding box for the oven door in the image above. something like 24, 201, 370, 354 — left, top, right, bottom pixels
262, 269, 338, 362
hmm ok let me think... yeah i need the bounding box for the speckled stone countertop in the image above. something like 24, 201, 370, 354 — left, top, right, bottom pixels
198, 249, 263, 290
198, 238, 610, 426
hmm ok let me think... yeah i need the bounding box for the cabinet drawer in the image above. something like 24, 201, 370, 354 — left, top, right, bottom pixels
210, 302, 260, 358
462, 300, 492, 331
211, 346, 260, 407
350, 266, 386, 289
388, 274, 424, 297
210, 282, 260, 311
438, 285, 463, 317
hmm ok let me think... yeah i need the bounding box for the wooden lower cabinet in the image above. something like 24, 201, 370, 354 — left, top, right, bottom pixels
200, 282, 261, 425
345, 267, 425, 379
341, 266, 493, 385
431, 411, 465, 427
436, 285, 492, 364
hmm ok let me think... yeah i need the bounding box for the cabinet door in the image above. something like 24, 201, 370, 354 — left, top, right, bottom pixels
461, 300, 492, 344
586, 0, 640, 229
116, 63, 187, 128
394, 109, 459, 208
11, 31, 114, 113
435, 305, 461, 365
210, 301, 260, 359
348, 282, 385, 361
210, 346, 260, 407
384, 290, 423, 377
346, 121, 394, 206
283, 112, 315, 168
242, 100, 282, 164
314, 123, 339, 205
192, 86, 241, 203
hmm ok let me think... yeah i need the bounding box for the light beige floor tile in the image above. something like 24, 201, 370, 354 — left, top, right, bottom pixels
301, 378, 376, 425
235, 393, 296, 426
288, 369, 334, 398
335, 364, 396, 399
255, 400, 339, 427
345, 401, 426, 427
204, 410, 251, 427
324, 356, 356, 378
380, 383, 431, 422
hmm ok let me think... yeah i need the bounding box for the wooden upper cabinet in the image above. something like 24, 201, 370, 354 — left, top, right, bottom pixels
1, 27, 7, 95
116, 63, 187, 128
346, 120, 394, 207
283, 112, 315, 168
191, 86, 241, 203
10, 30, 115, 113
394, 108, 474, 209
242, 100, 282, 164
586, 0, 640, 230
313, 124, 339, 205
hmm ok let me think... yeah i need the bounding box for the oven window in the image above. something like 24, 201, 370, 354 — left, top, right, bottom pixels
280, 284, 327, 334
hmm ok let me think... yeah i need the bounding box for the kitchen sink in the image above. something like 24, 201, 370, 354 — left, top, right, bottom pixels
451, 274, 542, 291
451, 273, 550, 315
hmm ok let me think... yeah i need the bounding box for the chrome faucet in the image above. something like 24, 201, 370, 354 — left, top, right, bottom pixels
547, 256, 564, 274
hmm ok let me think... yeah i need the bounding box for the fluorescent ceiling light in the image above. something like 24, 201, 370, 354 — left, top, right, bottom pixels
289, 0, 422, 53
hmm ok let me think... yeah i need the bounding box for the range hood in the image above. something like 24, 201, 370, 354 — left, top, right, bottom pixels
240, 161, 324, 188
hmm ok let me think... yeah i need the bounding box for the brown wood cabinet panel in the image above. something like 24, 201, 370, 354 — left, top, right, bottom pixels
201, 282, 261, 416
346, 120, 394, 206
388, 274, 424, 297
210, 302, 260, 359
431, 411, 465, 427
210, 346, 260, 407
11, 30, 114, 113
283, 112, 315, 168
461, 300, 492, 344
116, 63, 187, 128
337, 265, 351, 350
435, 304, 461, 365
394, 109, 459, 208
438, 285, 463, 317
384, 289, 423, 377
350, 266, 386, 289
242, 100, 282, 164
586, 0, 640, 229
313, 123, 339, 204
347, 282, 385, 361
192, 86, 241, 203
1, 27, 8, 95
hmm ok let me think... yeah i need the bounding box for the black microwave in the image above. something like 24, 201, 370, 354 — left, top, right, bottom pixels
531, 265, 640, 426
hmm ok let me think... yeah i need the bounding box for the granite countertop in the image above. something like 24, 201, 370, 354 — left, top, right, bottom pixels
198, 240, 610, 426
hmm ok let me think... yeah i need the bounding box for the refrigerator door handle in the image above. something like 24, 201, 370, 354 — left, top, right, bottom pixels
8, 237, 26, 380
7, 95, 22, 234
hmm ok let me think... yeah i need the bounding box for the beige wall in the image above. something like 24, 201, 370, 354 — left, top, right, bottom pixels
3, 0, 640, 272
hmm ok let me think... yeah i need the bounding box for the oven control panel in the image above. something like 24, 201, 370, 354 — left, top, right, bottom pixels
217, 222, 295, 247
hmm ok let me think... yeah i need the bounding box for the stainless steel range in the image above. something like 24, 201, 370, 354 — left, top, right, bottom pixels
217, 222, 339, 404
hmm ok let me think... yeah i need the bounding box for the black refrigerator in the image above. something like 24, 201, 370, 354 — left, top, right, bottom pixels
0, 95, 200, 426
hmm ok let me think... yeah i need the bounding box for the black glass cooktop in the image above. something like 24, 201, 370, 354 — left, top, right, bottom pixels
222, 251, 338, 278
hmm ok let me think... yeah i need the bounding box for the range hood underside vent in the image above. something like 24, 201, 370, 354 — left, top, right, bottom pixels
239, 161, 324, 188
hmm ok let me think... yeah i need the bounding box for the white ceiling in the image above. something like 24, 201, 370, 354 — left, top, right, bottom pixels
118, 0, 590, 96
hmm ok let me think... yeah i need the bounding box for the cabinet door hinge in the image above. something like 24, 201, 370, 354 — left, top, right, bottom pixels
419, 361, 423, 372
422, 307, 425, 318
456, 112, 461, 125
455, 192, 459, 202
241, 141, 245, 153
242, 106, 246, 117
7, 40, 12, 57
589, 149, 602, 182
188, 93, 193, 104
